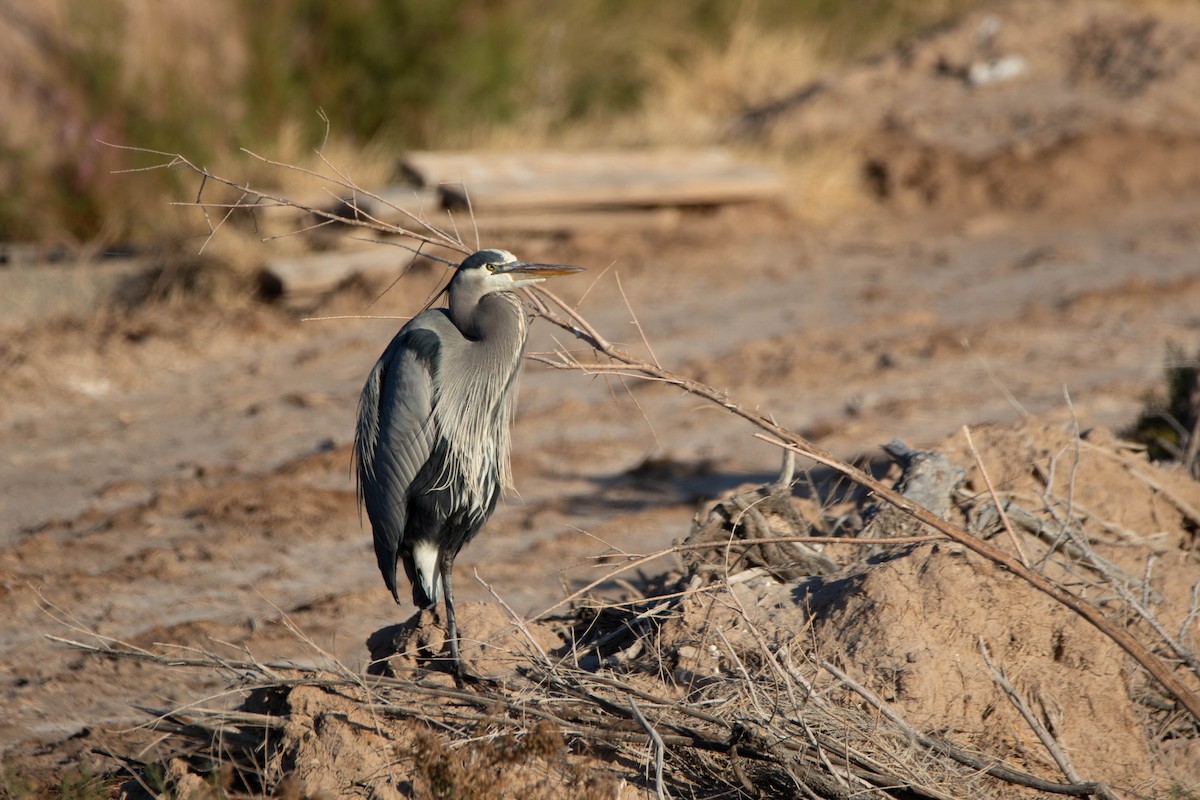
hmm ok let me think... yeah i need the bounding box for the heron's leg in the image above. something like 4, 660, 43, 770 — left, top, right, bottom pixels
440, 555, 462, 673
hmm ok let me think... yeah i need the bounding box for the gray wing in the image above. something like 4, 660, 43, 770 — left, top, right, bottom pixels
354, 313, 449, 601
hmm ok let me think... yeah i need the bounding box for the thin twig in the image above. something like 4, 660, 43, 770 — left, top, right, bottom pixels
615, 272, 661, 369
629, 699, 670, 800
963, 425, 1031, 568
107, 142, 468, 253
819, 659, 1109, 796
301, 314, 414, 322
1181, 581, 1200, 648
474, 569, 550, 664
978, 638, 1086, 788
241, 147, 463, 250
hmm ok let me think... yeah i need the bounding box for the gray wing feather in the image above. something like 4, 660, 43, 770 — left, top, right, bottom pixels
354, 314, 448, 599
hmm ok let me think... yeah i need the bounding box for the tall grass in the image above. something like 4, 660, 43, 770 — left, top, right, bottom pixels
0, 0, 987, 247
0, 0, 248, 244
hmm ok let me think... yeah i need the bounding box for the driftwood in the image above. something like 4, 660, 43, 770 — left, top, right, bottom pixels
0, 255, 151, 323
682, 438, 966, 582
402, 148, 785, 212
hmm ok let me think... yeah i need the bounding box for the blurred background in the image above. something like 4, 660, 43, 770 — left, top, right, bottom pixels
0, 0, 989, 247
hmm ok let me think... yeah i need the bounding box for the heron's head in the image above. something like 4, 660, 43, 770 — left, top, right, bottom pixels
455, 249, 583, 293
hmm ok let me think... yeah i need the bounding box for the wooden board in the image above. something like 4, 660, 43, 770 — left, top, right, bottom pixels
261, 245, 416, 298
473, 207, 684, 236
401, 149, 784, 212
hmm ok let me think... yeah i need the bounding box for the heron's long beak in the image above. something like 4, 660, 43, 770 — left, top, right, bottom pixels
499, 261, 584, 286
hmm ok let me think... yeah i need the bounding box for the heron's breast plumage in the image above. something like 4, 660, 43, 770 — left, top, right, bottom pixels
429, 292, 528, 513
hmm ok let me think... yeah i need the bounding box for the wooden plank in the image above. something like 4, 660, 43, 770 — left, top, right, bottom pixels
403, 148, 740, 182
261, 246, 414, 298
473, 207, 683, 236
401, 149, 784, 212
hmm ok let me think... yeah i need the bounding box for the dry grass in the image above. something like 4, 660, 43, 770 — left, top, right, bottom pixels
0, 0, 248, 242
481, 14, 873, 222
0, 0, 398, 245
773, 138, 872, 224
577, 19, 829, 148
46, 586, 1071, 800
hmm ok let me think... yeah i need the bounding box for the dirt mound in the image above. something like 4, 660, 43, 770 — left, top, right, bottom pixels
663, 421, 1200, 793
366, 601, 565, 679
740, 0, 1200, 216
816, 544, 1150, 783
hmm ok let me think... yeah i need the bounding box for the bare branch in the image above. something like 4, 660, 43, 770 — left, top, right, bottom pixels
979, 638, 1093, 792
629, 699, 669, 800
109, 143, 469, 254
820, 658, 1110, 797
963, 425, 1031, 568
521, 280, 1200, 724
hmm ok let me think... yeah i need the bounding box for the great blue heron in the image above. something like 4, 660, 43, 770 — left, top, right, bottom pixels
354, 248, 582, 671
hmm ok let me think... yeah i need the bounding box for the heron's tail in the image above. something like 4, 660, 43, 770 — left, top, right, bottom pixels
408, 539, 443, 608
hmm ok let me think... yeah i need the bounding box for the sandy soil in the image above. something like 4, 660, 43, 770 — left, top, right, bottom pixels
3, 0, 1200, 793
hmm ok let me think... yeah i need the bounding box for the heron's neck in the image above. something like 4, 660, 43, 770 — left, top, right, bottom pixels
453, 290, 525, 343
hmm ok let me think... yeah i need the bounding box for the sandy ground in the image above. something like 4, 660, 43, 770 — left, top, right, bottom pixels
3, 0, 1200, 789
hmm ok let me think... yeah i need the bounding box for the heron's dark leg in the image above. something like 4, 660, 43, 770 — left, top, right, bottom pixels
440, 554, 462, 674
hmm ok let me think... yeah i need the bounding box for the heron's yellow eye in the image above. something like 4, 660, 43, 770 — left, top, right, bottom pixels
486, 264, 496, 272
